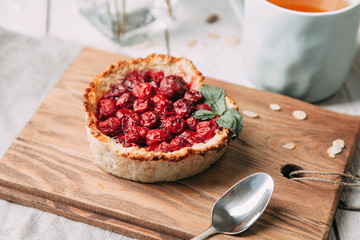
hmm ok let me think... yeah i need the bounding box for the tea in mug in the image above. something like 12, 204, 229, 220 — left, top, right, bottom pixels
266, 0, 350, 12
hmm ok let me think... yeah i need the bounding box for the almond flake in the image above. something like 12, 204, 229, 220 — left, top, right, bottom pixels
292, 110, 307, 120
242, 110, 259, 118
282, 142, 296, 150
333, 139, 345, 149
327, 145, 342, 158
187, 39, 197, 47
269, 103, 281, 111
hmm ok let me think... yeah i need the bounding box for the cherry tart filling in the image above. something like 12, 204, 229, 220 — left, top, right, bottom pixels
96, 70, 219, 152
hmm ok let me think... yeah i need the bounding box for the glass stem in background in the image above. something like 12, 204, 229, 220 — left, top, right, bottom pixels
105, 0, 126, 39
165, 0, 172, 55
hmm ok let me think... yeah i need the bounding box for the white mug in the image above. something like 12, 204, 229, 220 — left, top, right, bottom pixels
230, 0, 360, 102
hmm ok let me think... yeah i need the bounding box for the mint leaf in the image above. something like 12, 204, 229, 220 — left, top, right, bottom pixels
200, 85, 227, 115
216, 108, 244, 139
193, 109, 218, 120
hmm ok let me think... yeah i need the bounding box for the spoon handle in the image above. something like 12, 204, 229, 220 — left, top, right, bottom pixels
192, 225, 218, 240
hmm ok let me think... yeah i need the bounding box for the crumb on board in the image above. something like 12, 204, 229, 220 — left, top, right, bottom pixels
333, 139, 345, 148
98, 183, 104, 189
242, 110, 259, 118
327, 139, 345, 158
282, 142, 296, 150
269, 103, 281, 111
292, 110, 307, 120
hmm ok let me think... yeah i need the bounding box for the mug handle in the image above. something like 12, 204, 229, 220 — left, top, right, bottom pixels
229, 0, 245, 22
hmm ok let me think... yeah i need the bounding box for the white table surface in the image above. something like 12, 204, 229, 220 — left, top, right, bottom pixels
1, 0, 360, 239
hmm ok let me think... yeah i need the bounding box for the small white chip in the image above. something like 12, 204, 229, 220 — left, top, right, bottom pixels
333, 139, 345, 149
327, 145, 343, 158
269, 103, 281, 111
242, 110, 259, 118
292, 110, 307, 120
282, 142, 296, 150
327, 139, 345, 158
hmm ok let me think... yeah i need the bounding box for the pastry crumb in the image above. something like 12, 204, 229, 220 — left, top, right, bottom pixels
327, 139, 345, 158
242, 110, 259, 118
333, 139, 345, 148
282, 142, 296, 150
292, 110, 307, 120
327, 145, 342, 158
269, 103, 281, 111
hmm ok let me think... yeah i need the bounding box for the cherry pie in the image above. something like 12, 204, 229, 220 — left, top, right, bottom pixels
84, 54, 240, 182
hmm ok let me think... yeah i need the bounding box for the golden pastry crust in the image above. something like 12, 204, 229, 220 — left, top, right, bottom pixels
83, 54, 239, 182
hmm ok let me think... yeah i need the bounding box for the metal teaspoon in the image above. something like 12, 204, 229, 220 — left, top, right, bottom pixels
192, 173, 274, 239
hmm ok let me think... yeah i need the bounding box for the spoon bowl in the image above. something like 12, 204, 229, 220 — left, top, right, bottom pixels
193, 173, 274, 239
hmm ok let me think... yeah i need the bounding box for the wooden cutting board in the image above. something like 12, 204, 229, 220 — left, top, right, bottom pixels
1, 48, 360, 240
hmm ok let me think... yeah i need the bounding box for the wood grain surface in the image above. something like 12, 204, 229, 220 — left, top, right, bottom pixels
1, 48, 360, 240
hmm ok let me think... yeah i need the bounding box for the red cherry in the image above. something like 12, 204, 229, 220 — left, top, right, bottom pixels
133, 98, 151, 113
150, 93, 169, 104
116, 92, 136, 109
97, 117, 122, 137
184, 90, 203, 104
122, 71, 146, 89
186, 116, 199, 131
125, 125, 148, 144
146, 129, 172, 146
164, 116, 188, 135
115, 109, 134, 120
133, 82, 153, 99
154, 141, 171, 153
173, 98, 195, 118
169, 137, 191, 151
98, 98, 118, 120
159, 75, 188, 100
145, 71, 164, 88
196, 120, 219, 140
196, 103, 213, 112
116, 135, 140, 147
187, 134, 205, 144
177, 130, 196, 139
140, 111, 159, 128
